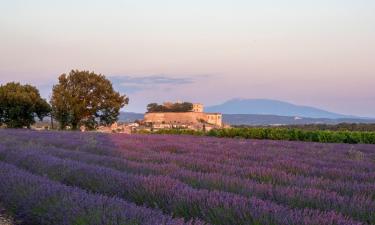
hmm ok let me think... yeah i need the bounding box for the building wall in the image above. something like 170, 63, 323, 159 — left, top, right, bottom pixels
206, 113, 222, 127
144, 112, 222, 127
192, 103, 204, 112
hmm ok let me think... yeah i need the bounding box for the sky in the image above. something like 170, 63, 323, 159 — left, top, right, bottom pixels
0, 0, 374, 116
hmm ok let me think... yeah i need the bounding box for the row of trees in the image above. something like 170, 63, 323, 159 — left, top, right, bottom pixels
147, 102, 193, 113
271, 123, 375, 132
0, 70, 128, 130
0, 83, 51, 128
207, 128, 375, 144
140, 127, 375, 144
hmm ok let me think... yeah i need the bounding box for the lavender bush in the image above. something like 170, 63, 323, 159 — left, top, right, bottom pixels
7, 143, 373, 223
0, 147, 361, 225
0, 129, 374, 225
0, 162, 196, 225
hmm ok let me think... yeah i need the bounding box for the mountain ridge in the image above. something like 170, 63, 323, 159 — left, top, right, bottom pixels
205, 98, 355, 119
118, 112, 375, 125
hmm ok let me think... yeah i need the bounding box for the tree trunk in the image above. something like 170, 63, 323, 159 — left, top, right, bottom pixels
72, 122, 78, 130
50, 115, 54, 130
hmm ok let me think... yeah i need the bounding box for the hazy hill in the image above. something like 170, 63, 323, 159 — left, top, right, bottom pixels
118, 98, 374, 126
119, 112, 375, 126
222, 114, 375, 126
206, 99, 351, 119
118, 112, 144, 122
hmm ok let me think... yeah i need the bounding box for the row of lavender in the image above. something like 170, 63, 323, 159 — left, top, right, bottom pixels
2, 130, 372, 189
0, 147, 360, 225
1, 130, 375, 197
17, 144, 375, 223
9, 130, 375, 178
0, 129, 374, 224
10, 129, 375, 169
16, 131, 373, 198
0, 162, 195, 225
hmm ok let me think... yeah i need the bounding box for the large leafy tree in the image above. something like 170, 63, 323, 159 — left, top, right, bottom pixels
0, 82, 51, 128
51, 70, 128, 130
147, 102, 193, 112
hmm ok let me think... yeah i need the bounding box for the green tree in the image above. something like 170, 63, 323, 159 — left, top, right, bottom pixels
0, 82, 51, 128
147, 103, 161, 113
146, 102, 193, 112
172, 102, 193, 112
51, 70, 129, 130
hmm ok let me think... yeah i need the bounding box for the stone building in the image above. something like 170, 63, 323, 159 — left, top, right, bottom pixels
143, 102, 222, 130
192, 103, 204, 112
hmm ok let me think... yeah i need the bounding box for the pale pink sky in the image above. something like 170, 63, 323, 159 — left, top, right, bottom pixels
0, 1, 374, 116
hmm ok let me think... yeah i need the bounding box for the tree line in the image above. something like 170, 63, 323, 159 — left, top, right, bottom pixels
0, 70, 128, 130
147, 102, 193, 113
207, 128, 375, 144
233, 123, 375, 132
140, 127, 375, 144
271, 123, 375, 132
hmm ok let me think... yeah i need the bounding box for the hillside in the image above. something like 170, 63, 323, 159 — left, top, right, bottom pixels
118, 112, 144, 122
0, 130, 373, 224
223, 114, 375, 125
119, 112, 375, 125
206, 99, 351, 119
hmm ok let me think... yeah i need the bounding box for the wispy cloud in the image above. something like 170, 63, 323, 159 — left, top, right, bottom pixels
110, 75, 193, 85
109, 75, 194, 94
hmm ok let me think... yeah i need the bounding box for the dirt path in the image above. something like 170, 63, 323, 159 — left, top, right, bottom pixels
0, 206, 15, 225
0, 215, 14, 225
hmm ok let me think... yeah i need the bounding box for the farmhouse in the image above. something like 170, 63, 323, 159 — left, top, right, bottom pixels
144, 102, 223, 131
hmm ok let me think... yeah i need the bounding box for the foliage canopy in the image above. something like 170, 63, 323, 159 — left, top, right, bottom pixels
0, 82, 51, 128
147, 102, 193, 113
140, 127, 375, 144
51, 70, 128, 130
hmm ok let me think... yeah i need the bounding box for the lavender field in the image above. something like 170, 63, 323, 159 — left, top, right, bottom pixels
0, 129, 374, 225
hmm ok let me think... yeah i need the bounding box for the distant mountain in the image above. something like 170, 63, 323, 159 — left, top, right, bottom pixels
206, 99, 353, 119
223, 114, 375, 126
118, 112, 375, 126
118, 112, 144, 122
